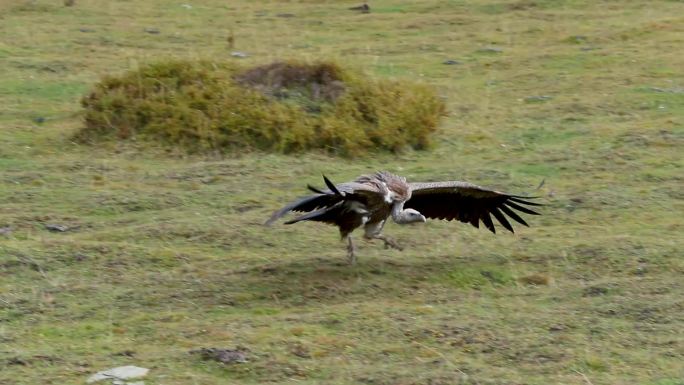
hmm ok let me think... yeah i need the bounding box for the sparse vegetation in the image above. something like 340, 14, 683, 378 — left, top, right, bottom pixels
78, 60, 445, 155
1, 1, 683, 385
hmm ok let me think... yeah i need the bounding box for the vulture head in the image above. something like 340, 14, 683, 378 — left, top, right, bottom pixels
396, 208, 426, 224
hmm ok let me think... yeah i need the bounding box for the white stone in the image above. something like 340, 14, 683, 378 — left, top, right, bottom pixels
86, 366, 149, 383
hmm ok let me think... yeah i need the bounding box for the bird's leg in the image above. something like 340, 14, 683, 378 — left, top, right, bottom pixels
376, 234, 403, 251
364, 233, 403, 251
363, 220, 403, 251
346, 236, 357, 265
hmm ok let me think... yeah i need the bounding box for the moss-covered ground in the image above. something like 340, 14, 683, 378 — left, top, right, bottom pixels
1, 1, 682, 384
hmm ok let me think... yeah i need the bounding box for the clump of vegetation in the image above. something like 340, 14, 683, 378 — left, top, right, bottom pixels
78, 60, 446, 155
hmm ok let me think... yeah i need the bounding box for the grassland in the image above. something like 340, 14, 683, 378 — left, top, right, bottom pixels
1, 1, 683, 384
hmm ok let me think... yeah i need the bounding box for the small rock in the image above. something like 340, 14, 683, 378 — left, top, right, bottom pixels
519, 273, 551, 286
87, 366, 149, 383
190, 348, 249, 364
276, 13, 296, 18
583, 285, 609, 297
290, 344, 311, 359
259, 265, 278, 274
32, 355, 61, 364
45, 224, 70, 232
442, 60, 461, 65
144, 28, 160, 34
649, 87, 684, 94
40, 65, 62, 73
231, 51, 248, 58
112, 350, 136, 357
7, 357, 28, 366
32, 116, 46, 124
478, 46, 503, 53
567, 35, 588, 43
0, 226, 11, 236
580, 46, 599, 51
349, 3, 370, 13
524, 95, 553, 103
180, 4, 192, 9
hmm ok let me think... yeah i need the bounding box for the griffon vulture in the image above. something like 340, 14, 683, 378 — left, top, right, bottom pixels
265, 171, 541, 264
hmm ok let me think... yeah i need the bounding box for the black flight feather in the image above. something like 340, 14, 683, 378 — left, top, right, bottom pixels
307, 184, 327, 195
509, 196, 543, 206
499, 204, 529, 227
481, 212, 496, 234
323, 175, 343, 196
505, 200, 541, 215
490, 207, 514, 233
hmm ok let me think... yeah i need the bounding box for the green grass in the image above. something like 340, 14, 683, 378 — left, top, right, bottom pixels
1, 1, 683, 384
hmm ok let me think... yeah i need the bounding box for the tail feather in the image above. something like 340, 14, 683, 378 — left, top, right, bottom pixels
284, 202, 342, 225
264, 194, 332, 226
265, 175, 348, 226
323, 175, 343, 196
307, 184, 327, 194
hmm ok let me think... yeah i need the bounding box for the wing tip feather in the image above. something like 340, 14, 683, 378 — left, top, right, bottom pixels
490, 207, 514, 233
509, 196, 544, 206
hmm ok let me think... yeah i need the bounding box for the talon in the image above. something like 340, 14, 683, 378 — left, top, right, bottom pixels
387, 241, 403, 251
380, 236, 403, 251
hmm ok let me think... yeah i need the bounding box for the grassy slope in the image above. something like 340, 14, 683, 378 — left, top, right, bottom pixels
1, 0, 683, 384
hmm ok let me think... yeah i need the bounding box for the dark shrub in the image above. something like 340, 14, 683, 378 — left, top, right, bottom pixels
78, 60, 446, 155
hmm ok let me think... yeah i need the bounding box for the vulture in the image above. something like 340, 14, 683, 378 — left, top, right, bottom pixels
265, 171, 542, 264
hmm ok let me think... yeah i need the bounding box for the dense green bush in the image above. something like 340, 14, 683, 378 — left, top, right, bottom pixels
78, 60, 446, 155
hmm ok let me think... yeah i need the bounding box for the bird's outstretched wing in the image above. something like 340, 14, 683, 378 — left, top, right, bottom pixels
264, 175, 386, 225
406, 181, 541, 233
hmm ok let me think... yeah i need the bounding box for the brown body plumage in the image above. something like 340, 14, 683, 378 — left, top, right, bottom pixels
266, 171, 541, 264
